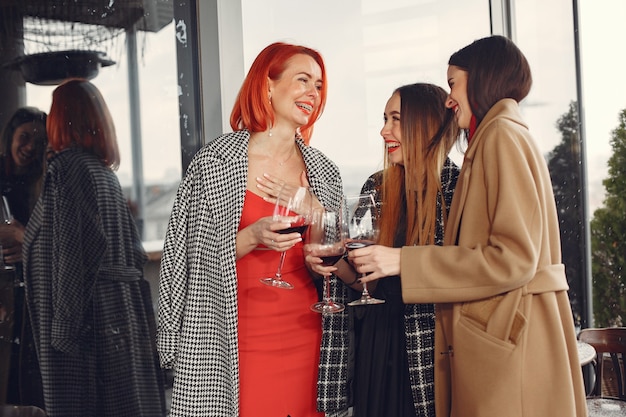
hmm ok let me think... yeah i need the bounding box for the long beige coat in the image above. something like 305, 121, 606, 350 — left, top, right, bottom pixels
399, 99, 587, 417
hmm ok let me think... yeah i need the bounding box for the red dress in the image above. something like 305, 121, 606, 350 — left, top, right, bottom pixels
237, 191, 324, 417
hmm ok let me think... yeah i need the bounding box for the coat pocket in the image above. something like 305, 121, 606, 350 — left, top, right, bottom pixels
460, 289, 528, 346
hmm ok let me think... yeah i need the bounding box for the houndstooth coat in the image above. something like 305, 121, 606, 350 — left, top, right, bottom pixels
23, 148, 166, 417
157, 130, 348, 417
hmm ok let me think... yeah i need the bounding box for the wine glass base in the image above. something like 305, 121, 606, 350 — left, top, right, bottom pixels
311, 301, 345, 314
259, 277, 294, 289
347, 296, 385, 306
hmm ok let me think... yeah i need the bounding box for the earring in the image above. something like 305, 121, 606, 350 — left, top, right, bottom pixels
268, 122, 273, 137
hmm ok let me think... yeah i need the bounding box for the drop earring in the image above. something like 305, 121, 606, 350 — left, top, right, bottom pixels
268, 93, 273, 136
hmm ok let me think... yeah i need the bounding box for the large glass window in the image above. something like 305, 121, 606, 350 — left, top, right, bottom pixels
514, 0, 587, 327
579, 0, 626, 326
23, 15, 180, 247
238, 0, 490, 196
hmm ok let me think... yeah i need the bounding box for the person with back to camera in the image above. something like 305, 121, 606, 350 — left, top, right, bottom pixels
306, 83, 460, 416
22, 78, 166, 416
157, 42, 345, 417
348, 35, 587, 416
0, 107, 47, 405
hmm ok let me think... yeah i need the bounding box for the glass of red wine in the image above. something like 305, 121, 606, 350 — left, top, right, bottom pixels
260, 186, 312, 289
308, 207, 346, 314
345, 193, 385, 306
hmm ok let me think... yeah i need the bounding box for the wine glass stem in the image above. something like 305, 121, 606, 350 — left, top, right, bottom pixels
323, 275, 331, 302
361, 277, 371, 298
274, 251, 287, 281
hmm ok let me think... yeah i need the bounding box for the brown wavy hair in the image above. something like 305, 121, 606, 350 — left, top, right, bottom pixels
378, 83, 458, 247
47, 78, 120, 169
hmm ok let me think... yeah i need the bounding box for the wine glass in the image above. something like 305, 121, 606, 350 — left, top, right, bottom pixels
345, 193, 385, 306
1, 196, 12, 225
0, 196, 14, 270
260, 186, 313, 289
308, 207, 346, 314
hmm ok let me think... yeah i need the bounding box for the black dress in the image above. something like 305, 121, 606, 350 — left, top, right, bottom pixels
351, 202, 418, 417
350, 160, 459, 417
1, 167, 45, 407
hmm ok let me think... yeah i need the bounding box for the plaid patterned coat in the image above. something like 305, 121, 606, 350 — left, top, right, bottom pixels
352, 158, 459, 416
23, 148, 166, 417
157, 130, 347, 417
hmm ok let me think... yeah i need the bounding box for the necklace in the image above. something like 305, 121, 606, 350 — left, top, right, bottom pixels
252, 136, 297, 166
277, 145, 296, 166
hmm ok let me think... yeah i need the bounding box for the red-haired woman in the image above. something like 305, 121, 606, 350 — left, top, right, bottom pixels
22, 79, 166, 416
158, 42, 344, 416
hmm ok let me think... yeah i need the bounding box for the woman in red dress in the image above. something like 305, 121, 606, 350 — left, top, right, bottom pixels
158, 42, 343, 417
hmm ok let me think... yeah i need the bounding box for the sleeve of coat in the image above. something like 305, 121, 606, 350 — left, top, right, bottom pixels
50, 165, 106, 354
157, 159, 195, 369
400, 121, 544, 303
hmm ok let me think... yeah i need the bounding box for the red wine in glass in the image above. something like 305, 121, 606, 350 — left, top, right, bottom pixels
320, 253, 343, 266
344, 194, 385, 306
260, 186, 313, 289
308, 208, 346, 314
277, 223, 309, 235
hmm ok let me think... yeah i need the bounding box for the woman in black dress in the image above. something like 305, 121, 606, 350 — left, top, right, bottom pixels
0, 106, 47, 406
307, 83, 459, 416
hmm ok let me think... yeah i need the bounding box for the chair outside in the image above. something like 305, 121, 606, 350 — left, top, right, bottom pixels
0, 405, 47, 417
579, 327, 626, 417
579, 327, 626, 400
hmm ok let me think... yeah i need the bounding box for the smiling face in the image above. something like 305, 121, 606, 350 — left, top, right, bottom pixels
446, 65, 473, 129
10, 120, 46, 174
268, 53, 323, 131
380, 92, 404, 165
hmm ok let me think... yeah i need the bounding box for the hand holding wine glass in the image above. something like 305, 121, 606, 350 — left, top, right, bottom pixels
345, 194, 385, 305
260, 185, 313, 289
307, 207, 346, 314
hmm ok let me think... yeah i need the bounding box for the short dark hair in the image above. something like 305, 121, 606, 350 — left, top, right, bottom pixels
448, 35, 532, 124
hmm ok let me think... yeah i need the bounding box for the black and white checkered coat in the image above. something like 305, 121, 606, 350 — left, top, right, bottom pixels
355, 157, 459, 416
23, 148, 166, 417
157, 130, 348, 416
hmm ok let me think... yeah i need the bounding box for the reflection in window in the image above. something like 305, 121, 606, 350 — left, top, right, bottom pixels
24, 17, 180, 245
514, 0, 586, 328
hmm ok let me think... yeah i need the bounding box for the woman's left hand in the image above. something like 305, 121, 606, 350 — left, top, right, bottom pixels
348, 245, 401, 282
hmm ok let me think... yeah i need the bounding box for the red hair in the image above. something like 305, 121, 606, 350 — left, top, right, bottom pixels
47, 78, 120, 169
229, 42, 327, 145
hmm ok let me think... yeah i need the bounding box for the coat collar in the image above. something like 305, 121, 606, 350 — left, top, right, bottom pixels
465, 98, 528, 159
445, 98, 528, 244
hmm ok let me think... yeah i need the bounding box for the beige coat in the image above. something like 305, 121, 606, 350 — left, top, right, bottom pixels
400, 99, 587, 417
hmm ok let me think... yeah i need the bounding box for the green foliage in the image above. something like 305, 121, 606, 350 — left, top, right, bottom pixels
590, 108, 626, 326
547, 101, 585, 327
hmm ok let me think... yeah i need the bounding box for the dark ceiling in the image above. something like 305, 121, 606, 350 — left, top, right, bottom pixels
1, 0, 173, 32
